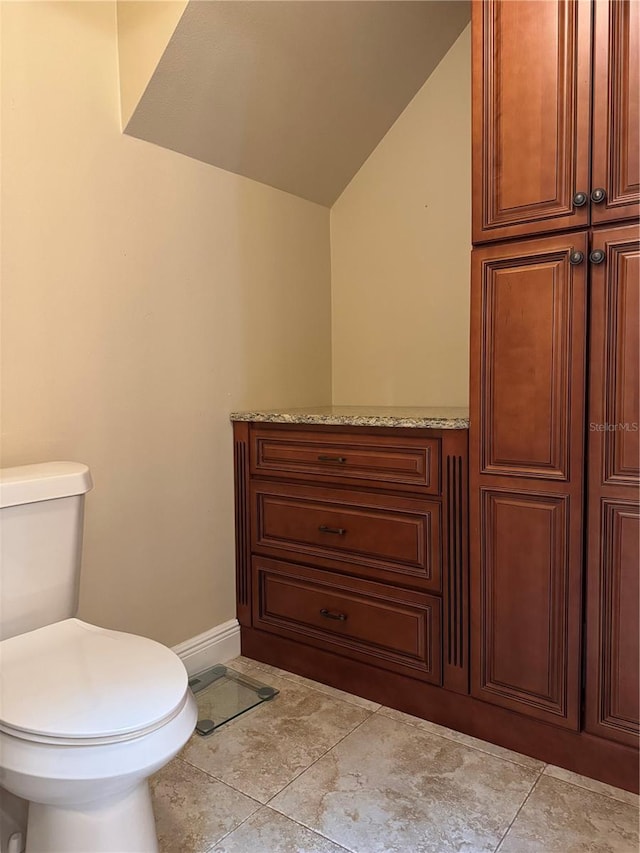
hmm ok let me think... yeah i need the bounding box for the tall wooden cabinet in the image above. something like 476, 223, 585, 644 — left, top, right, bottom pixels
470, 0, 639, 768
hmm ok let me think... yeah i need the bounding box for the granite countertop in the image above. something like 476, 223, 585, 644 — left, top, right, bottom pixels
230, 406, 469, 430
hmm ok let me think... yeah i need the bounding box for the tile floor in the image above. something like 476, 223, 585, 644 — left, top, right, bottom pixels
150, 657, 639, 853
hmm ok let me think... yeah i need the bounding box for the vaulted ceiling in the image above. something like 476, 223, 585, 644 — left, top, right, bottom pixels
120, 1, 470, 206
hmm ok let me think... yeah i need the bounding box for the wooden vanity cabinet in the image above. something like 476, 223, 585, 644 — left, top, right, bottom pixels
234, 422, 470, 695
472, 0, 639, 245
234, 416, 638, 791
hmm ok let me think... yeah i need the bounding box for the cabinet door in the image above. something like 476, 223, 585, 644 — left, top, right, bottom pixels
470, 233, 587, 729
591, 0, 640, 226
472, 0, 592, 244
585, 224, 640, 747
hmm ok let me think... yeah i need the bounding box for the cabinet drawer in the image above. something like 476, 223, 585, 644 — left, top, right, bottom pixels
251, 481, 442, 592
251, 427, 440, 494
253, 557, 442, 683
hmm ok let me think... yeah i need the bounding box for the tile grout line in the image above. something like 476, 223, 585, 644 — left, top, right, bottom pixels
234, 661, 638, 805
261, 805, 361, 853
193, 708, 373, 853
171, 665, 638, 852
260, 714, 377, 853
263, 805, 354, 853
162, 756, 263, 853
240, 658, 550, 773
264, 711, 374, 807
182, 671, 376, 805
540, 766, 640, 807
201, 802, 354, 853
174, 754, 263, 807
492, 766, 546, 853
202, 806, 262, 853
373, 706, 544, 773
235, 663, 637, 804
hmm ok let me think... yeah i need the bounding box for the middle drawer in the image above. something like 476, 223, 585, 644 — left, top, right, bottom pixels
251, 480, 442, 593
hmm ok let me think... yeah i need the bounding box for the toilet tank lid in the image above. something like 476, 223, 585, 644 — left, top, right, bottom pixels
0, 462, 93, 508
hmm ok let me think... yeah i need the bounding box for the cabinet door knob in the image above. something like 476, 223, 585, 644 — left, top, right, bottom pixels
569, 251, 584, 265
573, 191, 588, 207
589, 249, 606, 264
591, 187, 607, 204
320, 608, 347, 621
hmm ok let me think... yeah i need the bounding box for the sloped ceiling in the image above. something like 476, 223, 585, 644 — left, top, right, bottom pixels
123, 1, 470, 206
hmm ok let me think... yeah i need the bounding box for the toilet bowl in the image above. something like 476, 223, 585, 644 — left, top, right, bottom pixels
0, 619, 197, 853
0, 464, 198, 852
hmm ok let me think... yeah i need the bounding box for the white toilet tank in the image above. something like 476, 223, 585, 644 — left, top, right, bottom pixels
0, 462, 93, 640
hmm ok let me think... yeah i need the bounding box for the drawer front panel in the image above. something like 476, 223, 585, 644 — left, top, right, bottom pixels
251, 482, 442, 591
253, 557, 442, 683
251, 427, 440, 494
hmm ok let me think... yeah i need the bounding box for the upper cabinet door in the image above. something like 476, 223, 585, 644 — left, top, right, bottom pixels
472, 0, 592, 244
591, 0, 640, 225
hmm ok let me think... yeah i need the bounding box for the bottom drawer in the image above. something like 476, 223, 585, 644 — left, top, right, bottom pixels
252, 556, 441, 684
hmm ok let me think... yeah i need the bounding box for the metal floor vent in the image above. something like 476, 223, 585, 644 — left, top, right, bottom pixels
188, 665, 278, 735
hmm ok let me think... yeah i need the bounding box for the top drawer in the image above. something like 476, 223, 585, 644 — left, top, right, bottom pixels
250, 427, 440, 495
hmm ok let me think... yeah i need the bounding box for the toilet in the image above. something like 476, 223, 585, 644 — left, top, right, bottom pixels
0, 463, 197, 853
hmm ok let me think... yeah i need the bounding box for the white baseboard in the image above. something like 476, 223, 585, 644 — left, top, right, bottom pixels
172, 618, 241, 676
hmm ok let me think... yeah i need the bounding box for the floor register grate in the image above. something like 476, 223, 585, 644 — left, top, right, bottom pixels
188, 665, 278, 735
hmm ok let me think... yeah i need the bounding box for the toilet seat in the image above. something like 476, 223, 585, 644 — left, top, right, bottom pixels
0, 618, 188, 744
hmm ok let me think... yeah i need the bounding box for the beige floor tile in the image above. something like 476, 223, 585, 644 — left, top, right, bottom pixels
150, 757, 259, 853
211, 807, 350, 853
543, 764, 639, 807
270, 712, 538, 853
239, 658, 381, 711
378, 705, 545, 771
226, 656, 259, 673
182, 672, 370, 803
498, 774, 639, 853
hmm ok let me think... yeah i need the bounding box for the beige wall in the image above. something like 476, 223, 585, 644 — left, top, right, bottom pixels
1, 2, 332, 647
330, 24, 471, 406
117, 0, 188, 129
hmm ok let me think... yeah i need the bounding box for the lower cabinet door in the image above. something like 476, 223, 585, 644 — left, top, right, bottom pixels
252, 556, 442, 684
471, 487, 581, 729
585, 501, 640, 746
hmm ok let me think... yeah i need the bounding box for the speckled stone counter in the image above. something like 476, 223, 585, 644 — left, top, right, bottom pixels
230, 406, 469, 430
